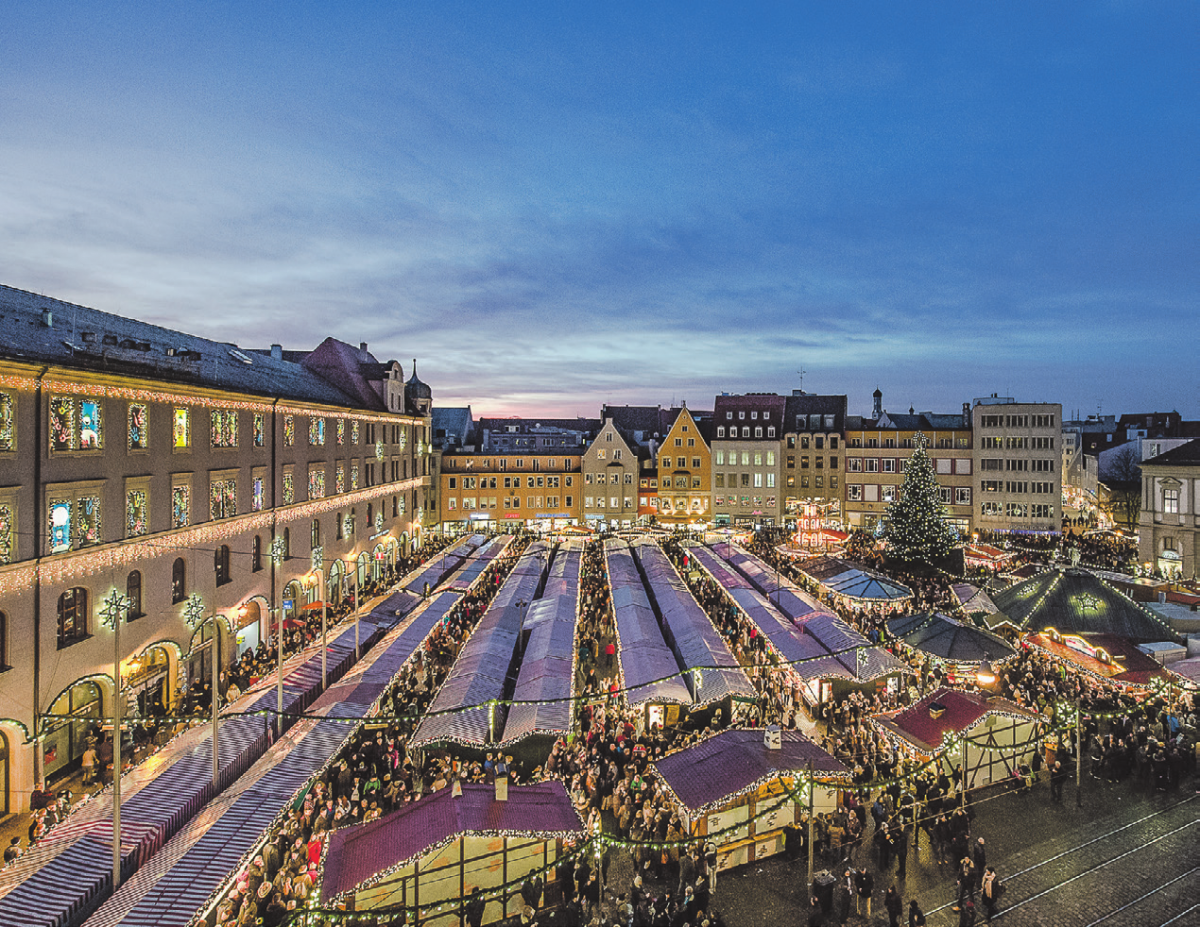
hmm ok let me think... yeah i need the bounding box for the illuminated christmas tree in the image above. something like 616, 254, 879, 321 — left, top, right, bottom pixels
886, 432, 957, 564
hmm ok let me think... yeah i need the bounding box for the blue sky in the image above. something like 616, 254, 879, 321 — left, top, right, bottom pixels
2, 2, 1196, 419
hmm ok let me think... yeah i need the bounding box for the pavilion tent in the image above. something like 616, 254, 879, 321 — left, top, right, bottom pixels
795, 556, 913, 608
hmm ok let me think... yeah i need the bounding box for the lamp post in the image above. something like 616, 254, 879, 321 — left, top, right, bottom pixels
306, 570, 327, 690
350, 555, 361, 659
209, 613, 222, 787
101, 589, 130, 888
271, 535, 286, 737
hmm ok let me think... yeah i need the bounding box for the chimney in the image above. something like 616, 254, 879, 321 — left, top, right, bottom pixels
360, 342, 368, 353
41, 308, 53, 328
764, 724, 781, 750
270, 344, 282, 361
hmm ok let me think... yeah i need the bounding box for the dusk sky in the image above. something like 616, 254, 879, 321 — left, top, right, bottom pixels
2, 3, 1197, 420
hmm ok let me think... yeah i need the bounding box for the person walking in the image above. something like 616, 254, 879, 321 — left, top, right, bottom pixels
980, 866, 1004, 922
1050, 761, 1068, 803
895, 826, 909, 880
855, 867, 874, 918
885, 885, 903, 927
909, 898, 927, 927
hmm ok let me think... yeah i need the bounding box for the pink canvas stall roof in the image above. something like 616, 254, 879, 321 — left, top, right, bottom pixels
320, 781, 584, 902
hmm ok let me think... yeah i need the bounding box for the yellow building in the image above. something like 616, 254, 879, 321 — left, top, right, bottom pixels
440, 452, 582, 531
656, 407, 712, 527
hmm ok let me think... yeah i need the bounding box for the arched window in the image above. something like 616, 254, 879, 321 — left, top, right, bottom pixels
311, 519, 321, 550
126, 571, 143, 620
57, 588, 88, 648
392, 495, 398, 518
252, 535, 263, 572
172, 558, 186, 603
215, 545, 231, 586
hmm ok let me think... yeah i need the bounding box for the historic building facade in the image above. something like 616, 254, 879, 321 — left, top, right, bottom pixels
0, 285, 431, 812
711, 393, 787, 527
655, 407, 711, 527
1138, 439, 1200, 579
581, 419, 639, 528
971, 397, 1062, 534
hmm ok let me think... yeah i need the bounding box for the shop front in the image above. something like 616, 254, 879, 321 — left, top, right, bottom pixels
42, 678, 105, 783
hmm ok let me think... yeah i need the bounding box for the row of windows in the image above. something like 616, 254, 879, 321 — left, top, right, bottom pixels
787, 435, 840, 450
661, 456, 703, 469
846, 436, 970, 449
447, 495, 571, 511
584, 497, 635, 509
979, 458, 1056, 473
715, 495, 778, 508
786, 475, 838, 490
979, 480, 1056, 495
845, 485, 973, 505
980, 502, 1054, 518
715, 472, 777, 488
449, 475, 573, 490
452, 458, 577, 472
980, 436, 1056, 450
979, 413, 1056, 429
716, 425, 775, 439
723, 409, 773, 421
715, 450, 777, 467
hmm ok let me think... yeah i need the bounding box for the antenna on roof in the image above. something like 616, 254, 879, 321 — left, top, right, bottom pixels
797, 367, 806, 391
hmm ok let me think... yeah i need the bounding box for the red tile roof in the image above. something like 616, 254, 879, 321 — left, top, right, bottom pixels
873, 687, 1041, 754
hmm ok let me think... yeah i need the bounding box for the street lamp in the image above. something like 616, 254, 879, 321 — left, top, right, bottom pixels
305, 570, 328, 689
346, 555, 361, 659
975, 656, 996, 688
100, 588, 130, 888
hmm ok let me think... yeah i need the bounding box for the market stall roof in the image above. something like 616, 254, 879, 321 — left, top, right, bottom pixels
707, 542, 823, 620
633, 541, 756, 706
991, 568, 1183, 644
606, 541, 693, 708
411, 544, 552, 748
1022, 631, 1181, 687
964, 543, 1016, 565
887, 613, 1016, 665
321, 781, 584, 903
442, 535, 513, 591
498, 594, 578, 747
796, 556, 913, 603
952, 583, 1002, 622
653, 729, 850, 815
872, 687, 1042, 755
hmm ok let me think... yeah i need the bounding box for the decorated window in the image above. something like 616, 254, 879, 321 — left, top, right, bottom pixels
398, 494, 406, 514
76, 495, 101, 547
172, 485, 190, 528
128, 404, 148, 450
78, 400, 102, 449
252, 474, 265, 512
351, 420, 360, 444
0, 503, 13, 563
336, 462, 346, 494
49, 498, 73, 553
211, 410, 238, 448
284, 415, 295, 446
283, 467, 295, 505
210, 477, 237, 520
0, 392, 15, 452
253, 413, 265, 447
398, 428, 407, 450
337, 419, 345, 445
308, 466, 326, 500
351, 462, 359, 490
49, 396, 75, 451
173, 408, 191, 448
126, 489, 148, 537
308, 416, 325, 445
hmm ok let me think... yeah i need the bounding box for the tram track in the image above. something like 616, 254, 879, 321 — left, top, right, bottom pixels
923, 794, 1197, 926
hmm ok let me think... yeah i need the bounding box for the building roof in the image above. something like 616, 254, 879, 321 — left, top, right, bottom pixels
320, 782, 584, 903
797, 557, 913, 602
783, 393, 847, 434
873, 687, 1042, 755
653, 729, 850, 814
601, 404, 665, 439
431, 406, 474, 449
991, 568, 1183, 643
0, 283, 371, 409
1141, 438, 1200, 468
887, 613, 1016, 664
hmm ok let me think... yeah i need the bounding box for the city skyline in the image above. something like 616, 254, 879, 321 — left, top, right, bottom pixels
2, 3, 1197, 418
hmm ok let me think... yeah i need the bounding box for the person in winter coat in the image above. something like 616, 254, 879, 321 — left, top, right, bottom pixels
980, 867, 1003, 922
885, 886, 903, 927
855, 867, 875, 917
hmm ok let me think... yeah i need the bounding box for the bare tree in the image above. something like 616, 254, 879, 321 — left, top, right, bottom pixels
1101, 444, 1142, 530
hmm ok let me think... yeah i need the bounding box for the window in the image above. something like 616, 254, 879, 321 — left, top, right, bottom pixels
717, 427, 726, 438
741, 427, 750, 437
211, 410, 238, 448
128, 404, 148, 450
171, 557, 187, 603
284, 415, 295, 446
254, 413, 265, 448
864, 459, 878, 473
126, 571, 143, 619
0, 501, 12, 564
57, 588, 88, 647
768, 427, 775, 437
173, 408, 191, 449
252, 535, 263, 572
755, 427, 762, 438
716, 474, 725, 488
847, 485, 863, 501
882, 486, 896, 502
282, 466, 295, 505
981, 501, 1002, 516
171, 480, 191, 528
767, 473, 776, 488
881, 458, 895, 473
1163, 489, 1180, 514
955, 487, 972, 505
210, 476, 237, 520
692, 457, 701, 468
309, 417, 325, 445
49, 396, 103, 452
336, 461, 346, 494
0, 390, 13, 453
252, 470, 265, 511
675, 438, 682, 446
1006, 502, 1029, 518
830, 475, 838, 490
754, 473, 763, 488
1032, 504, 1053, 519
215, 545, 232, 586
126, 488, 148, 538
766, 451, 775, 466
308, 466, 326, 500
351, 420, 360, 444
940, 487, 953, 504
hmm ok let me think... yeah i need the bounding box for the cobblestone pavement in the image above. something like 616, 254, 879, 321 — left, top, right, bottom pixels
610, 770, 1198, 927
